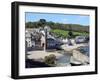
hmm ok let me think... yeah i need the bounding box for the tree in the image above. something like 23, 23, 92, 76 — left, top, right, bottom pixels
25, 20, 89, 33
68, 25, 73, 38
38, 19, 46, 27
25, 22, 34, 28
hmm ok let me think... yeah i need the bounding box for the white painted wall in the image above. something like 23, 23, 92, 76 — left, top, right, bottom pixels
0, 0, 99, 81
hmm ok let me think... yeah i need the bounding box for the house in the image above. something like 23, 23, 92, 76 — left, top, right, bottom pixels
25, 30, 35, 48
44, 26, 51, 32
62, 38, 68, 44
40, 33, 45, 48
25, 26, 63, 50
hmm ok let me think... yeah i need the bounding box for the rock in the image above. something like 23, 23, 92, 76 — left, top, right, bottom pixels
70, 56, 83, 66
71, 50, 89, 64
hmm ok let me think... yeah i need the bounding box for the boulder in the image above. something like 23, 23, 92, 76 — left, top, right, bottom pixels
71, 50, 89, 64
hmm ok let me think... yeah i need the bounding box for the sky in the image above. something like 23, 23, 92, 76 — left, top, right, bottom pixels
25, 12, 89, 26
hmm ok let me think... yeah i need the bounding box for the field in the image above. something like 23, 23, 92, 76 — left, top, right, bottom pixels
50, 29, 89, 38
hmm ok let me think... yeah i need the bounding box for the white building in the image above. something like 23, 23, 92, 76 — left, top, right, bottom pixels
25, 30, 35, 48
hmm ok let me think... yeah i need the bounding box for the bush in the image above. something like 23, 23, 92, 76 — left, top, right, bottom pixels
44, 54, 56, 66
50, 29, 89, 39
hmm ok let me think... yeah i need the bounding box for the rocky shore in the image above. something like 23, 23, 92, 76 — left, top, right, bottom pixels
70, 50, 89, 65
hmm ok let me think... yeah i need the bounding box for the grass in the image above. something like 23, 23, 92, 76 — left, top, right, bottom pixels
50, 29, 89, 38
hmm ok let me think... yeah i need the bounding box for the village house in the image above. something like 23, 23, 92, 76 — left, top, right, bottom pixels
25, 26, 63, 51
25, 30, 35, 48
